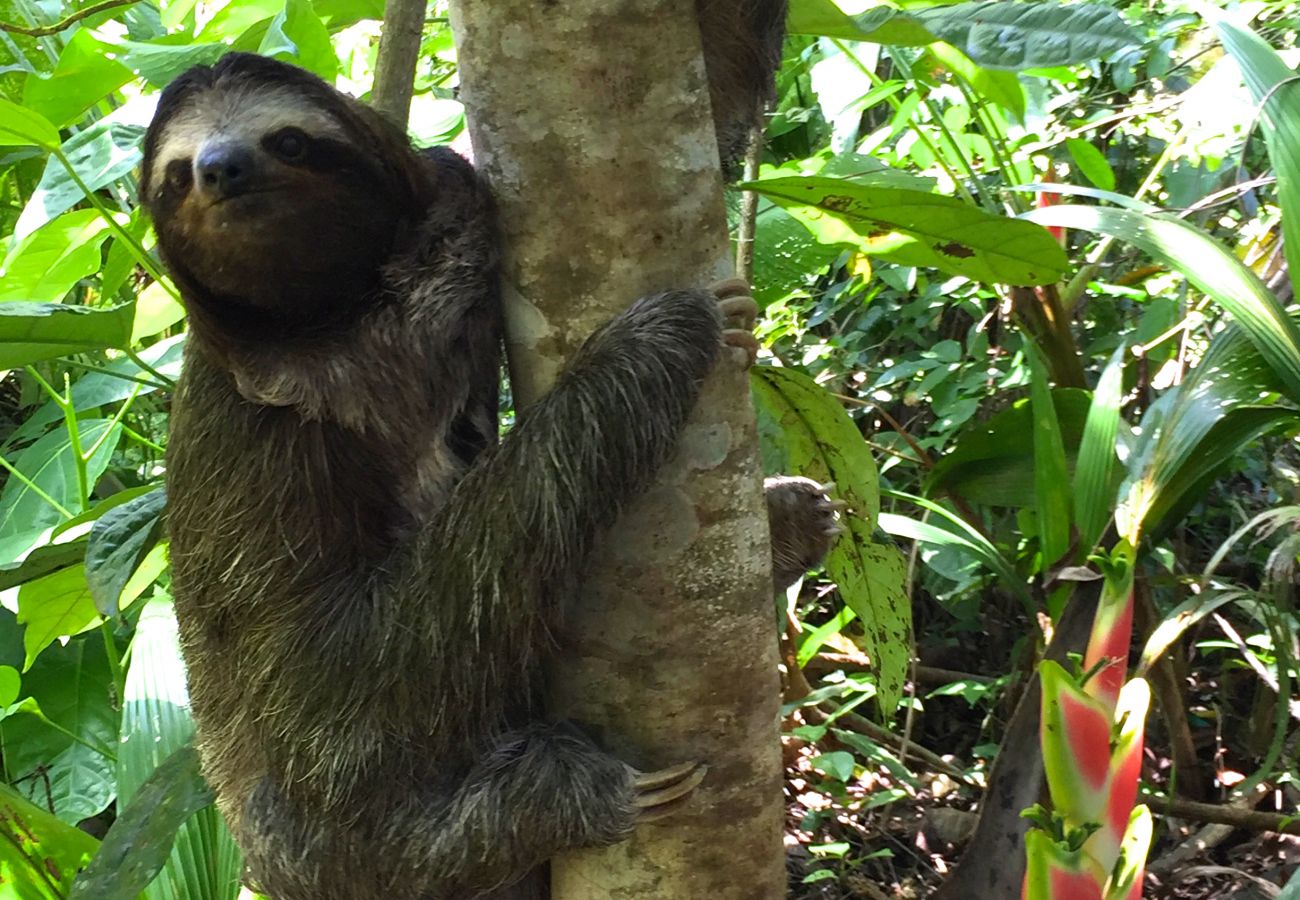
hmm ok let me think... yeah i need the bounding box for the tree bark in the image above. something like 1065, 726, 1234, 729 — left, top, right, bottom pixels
450, 3, 785, 898
371, 0, 426, 125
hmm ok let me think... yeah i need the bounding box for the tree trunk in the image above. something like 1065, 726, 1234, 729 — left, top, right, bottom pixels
449, 3, 785, 898
370, 0, 426, 125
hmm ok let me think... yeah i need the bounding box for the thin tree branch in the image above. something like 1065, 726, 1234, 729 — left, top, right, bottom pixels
371, 0, 427, 126
0, 0, 138, 37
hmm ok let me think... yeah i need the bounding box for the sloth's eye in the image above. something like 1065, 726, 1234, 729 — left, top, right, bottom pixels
165, 159, 192, 191
269, 127, 309, 162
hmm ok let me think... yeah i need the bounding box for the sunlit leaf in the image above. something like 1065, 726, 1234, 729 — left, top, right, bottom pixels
751, 175, 1069, 285
918, 1, 1140, 71
0, 782, 98, 898
15, 121, 144, 241
0, 638, 117, 823
115, 598, 243, 900
0, 302, 135, 370
86, 488, 167, 618
0, 97, 60, 150
0, 209, 115, 305
20, 31, 134, 130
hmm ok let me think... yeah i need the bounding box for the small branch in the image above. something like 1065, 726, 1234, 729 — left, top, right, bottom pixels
735, 117, 763, 283
371, 0, 428, 126
0, 0, 138, 37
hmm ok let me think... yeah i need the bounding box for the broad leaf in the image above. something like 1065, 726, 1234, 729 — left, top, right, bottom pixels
0, 637, 117, 824
20, 31, 134, 130
115, 598, 243, 900
0, 302, 135, 369
0, 209, 114, 305
17, 565, 100, 667
16, 121, 144, 241
1024, 205, 1300, 401
0, 782, 98, 898
918, 1, 1140, 71
752, 366, 910, 714
86, 488, 167, 617
0, 97, 61, 150
1213, 14, 1300, 296
72, 746, 215, 900
751, 175, 1069, 285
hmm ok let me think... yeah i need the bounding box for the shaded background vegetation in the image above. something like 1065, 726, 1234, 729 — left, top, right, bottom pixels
0, 0, 1297, 897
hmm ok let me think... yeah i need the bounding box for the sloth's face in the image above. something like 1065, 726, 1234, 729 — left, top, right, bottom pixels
141, 54, 426, 330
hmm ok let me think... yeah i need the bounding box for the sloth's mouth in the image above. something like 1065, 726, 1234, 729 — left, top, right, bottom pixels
207, 186, 282, 208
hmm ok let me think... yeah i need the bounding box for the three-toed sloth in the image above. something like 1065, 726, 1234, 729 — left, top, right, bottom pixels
142, 11, 834, 899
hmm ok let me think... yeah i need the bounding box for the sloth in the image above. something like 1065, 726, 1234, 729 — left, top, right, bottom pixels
140, 19, 817, 900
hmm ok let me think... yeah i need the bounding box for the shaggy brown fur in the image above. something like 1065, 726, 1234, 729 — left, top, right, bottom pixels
142, 18, 798, 897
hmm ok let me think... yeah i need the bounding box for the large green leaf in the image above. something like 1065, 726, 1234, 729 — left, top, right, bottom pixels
917, 1, 1140, 71
1119, 325, 1299, 542
0, 209, 115, 304
0, 419, 124, 567
750, 175, 1068, 285
1073, 345, 1125, 554
1212, 14, 1300, 299
17, 564, 100, 668
15, 121, 144, 241
260, 0, 337, 79
0, 637, 117, 824
115, 598, 243, 900
1026, 344, 1072, 579
0, 781, 98, 898
1025, 205, 1300, 402
751, 366, 910, 715
100, 37, 228, 87
0, 97, 60, 149
20, 31, 134, 130
0, 302, 135, 370
71, 746, 214, 900
787, 0, 937, 44
86, 488, 167, 617
926, 388, 1094, 507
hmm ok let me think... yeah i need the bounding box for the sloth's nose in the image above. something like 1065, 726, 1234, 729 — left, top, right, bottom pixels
195, 143, 257, 200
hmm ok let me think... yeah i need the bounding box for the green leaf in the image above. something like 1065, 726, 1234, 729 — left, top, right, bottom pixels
917, 1, 1140, 71
1065, 138, 1116, 192
0, 96, 61, 150
787, 0, 937, 44
1118, 326, 1298, 542
20, 31, 134, 130
18, 565, 100, 668
0, 419, 124, 567
880, 497, 1031, 605
0, 637, 117, 824
1073, 345, 1124, 555
0, 541, 87, 592
15, 121, 144, 241
0, 209, 115, 304
0, 782, 99, 898
748, 202, 842, 307
810, 751, 856, 782
261, 0, 337, 79
930, 42, 1026, 120
1026, 343, 1072, 576
1024, 205, 1300, 402
100, 37, 229, 87
926, 389, 1094, 507
750, 175, 1069, 285
11, 335, 183, 444
0, 302, 136, 369
752, 366, 911, 715
71, 746, 215, 900
1212, 13, 1300, 303
86, 488, 167, 617
115, 598, 243, 900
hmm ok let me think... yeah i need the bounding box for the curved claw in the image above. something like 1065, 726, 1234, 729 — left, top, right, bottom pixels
723, 328, 760, 367
630, 760, 708, 823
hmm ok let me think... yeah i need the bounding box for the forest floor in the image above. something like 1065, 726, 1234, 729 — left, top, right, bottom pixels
781, 618, 1300, 898
783, 743, 1300, 898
